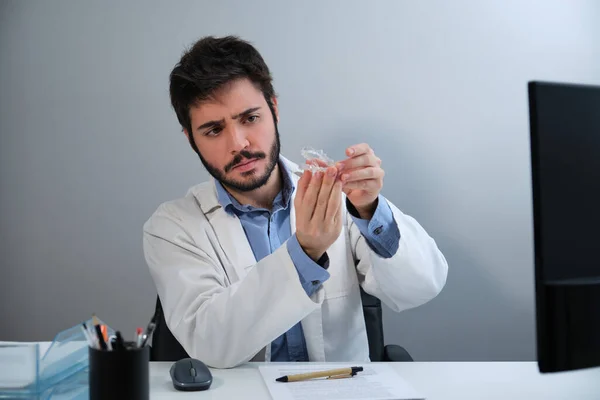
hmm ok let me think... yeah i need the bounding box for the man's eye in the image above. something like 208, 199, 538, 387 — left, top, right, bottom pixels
246, 115, 259, 123
206, 127, 222, 136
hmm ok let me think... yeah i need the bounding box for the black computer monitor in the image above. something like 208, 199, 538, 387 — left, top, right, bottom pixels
528, 81, 600, 373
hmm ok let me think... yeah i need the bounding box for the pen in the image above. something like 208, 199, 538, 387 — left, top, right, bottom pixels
275, 366, 363, 382
100, 325, 108, 343
139, 308, 159, 347
136, 327, 143, 347
81, 323, 94, 348
140, 322, 156, 347
92, 314, 107, 351
114, 331, 125, 351
106, 335, 116, 351
87, 323, 96, 342
84, 321, 99, 349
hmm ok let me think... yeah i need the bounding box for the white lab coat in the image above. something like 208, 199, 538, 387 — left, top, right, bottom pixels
143, 156, 448, 368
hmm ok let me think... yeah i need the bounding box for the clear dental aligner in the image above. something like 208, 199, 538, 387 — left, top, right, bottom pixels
295, 146, 335, 175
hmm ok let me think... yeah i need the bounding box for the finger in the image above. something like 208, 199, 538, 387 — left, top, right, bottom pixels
295, 170, 312, 202
311, 166, 337, 222
336, 153, 380, 172
346, 143, 372, 158
342, 179, 381, 191
302, 170, 324, 220
325, 179, 343, 222
340, 167, 384, 183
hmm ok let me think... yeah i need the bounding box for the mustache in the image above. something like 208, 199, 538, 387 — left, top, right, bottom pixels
224, 150, 266, 172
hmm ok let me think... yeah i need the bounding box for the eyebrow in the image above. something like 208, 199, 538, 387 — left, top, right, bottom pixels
196, 107, 262, 132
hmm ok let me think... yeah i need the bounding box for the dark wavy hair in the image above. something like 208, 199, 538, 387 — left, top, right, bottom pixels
169, 35, 277, 148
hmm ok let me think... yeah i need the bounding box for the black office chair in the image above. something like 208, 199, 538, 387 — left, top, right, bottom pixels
150, 288, 413, 362
359, 287, 413, 362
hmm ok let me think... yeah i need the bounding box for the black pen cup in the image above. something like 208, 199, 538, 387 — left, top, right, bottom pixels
89, 342, 150, 400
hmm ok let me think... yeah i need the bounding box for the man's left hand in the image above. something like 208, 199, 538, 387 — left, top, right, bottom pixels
336, 143, 384, 220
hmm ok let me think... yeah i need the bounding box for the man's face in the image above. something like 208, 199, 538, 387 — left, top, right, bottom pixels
186, 78, 280, 192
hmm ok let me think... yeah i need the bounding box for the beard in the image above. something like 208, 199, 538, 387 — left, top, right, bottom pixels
197, 127, 281, 193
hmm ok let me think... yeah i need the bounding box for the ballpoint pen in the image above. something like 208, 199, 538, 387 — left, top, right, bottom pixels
92, 314, 107, 350
139, 309, 159, 348
276, 367, 363, 382
84, 321, 99, 349
106, 335, 116, 351
136, 327, 143, 348
81, 323, 95, 348
114, 331, 126, 351
87, 323, 96, 343
101, 325, 108, 343
140, 322, 156, 347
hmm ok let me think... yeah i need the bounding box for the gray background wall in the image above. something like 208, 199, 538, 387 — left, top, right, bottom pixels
1, 0, 598, 361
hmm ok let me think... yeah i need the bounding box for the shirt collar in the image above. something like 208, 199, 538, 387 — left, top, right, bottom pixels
214, 156, 295, 214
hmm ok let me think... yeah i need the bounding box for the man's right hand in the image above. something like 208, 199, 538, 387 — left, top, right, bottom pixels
294, 166, 343, 262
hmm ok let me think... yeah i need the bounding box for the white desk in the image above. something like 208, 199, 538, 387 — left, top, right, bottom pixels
149, 361, 600, 399
4, 343, 598, 399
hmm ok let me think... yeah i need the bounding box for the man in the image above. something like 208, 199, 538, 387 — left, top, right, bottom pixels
143, 36, 448, 368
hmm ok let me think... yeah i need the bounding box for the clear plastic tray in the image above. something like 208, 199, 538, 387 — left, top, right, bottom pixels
0, 317, 113, 399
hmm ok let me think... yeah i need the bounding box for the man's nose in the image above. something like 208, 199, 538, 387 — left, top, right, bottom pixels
227, 126, 250, 153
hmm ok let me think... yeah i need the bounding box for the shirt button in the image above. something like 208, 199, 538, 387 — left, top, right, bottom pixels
373, 225, 383, 235
311, 280, 320, 286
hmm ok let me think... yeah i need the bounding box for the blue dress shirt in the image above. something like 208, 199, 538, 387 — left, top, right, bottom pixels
214, 158, 400, 361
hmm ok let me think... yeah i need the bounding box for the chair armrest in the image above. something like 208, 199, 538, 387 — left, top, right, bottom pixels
384, 345, 414, 362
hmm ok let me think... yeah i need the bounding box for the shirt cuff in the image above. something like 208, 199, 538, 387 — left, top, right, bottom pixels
287, 234, 331, 296
347, 195, 401, 258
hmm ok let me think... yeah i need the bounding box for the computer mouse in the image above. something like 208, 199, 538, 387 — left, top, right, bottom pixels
169, 357, 213, 391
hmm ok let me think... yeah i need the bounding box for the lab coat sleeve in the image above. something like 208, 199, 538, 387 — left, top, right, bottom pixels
287, 233, 331, 296
143, 204, 321, 369
347, 194, 400, 258
348, 197, 448, 312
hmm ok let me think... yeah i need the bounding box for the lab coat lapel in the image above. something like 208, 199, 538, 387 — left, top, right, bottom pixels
210, 208, 257, 273
194, 180, 256, 279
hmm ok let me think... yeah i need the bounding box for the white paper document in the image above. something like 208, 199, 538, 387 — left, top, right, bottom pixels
258, 364, 424, 400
